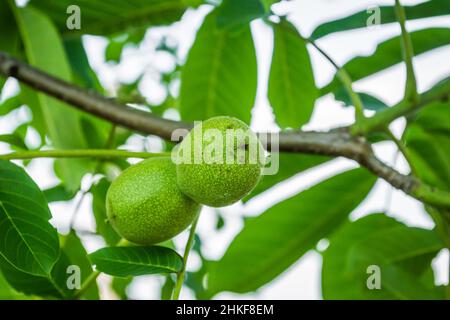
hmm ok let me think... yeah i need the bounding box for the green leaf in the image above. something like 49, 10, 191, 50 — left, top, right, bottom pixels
207, 168, 376, 295
43, 184, 78, 203
322, 213, 444, 299
215, 214, 225, 230
111, 276, 132, 300
368, 264, 443, 300
179, 10, 257, 123
90, 178, 121, 246
334, 87, 388, 111
0, 95, 22, 117
80, 117, 112, 149
13, 5, 93, 190
260, 0, 279, 12
0, 270, 28, 299
105, 39, 126, 63
322, 28, 450, 96
216, 0, 266, 31
18, 84, 47, 140
90, 246, 183, 277
0, 1, 20, 56
405, 101, 450, 191
105, 29, 147, 63
0, 250, 74, 299
311, 0, 450, 40
244, 153, 329, 201
31, 0, 202, 37
0, 134, 27, 150
61, 231, 99, 299
269, 20, 318, 128
0, 0, 21, 92
0, 160, 60, 276
63, 37, 104, 92
161, 275, 175, 300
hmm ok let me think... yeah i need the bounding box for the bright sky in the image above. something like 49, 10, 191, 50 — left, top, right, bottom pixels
0, 0, 449, 299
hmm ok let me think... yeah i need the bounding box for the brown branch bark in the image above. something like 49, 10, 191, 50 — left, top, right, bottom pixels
1, 51, 449, 208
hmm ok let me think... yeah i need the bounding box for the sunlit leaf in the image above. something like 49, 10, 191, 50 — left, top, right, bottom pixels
179, 10, 257, 123
311, 0, 450, 39
269, 20, 318, 128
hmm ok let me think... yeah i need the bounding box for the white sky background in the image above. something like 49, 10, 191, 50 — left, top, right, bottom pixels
1, 0, 450, 299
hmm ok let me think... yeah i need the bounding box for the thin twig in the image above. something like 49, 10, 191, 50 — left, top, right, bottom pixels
272, 20, 365, 120
0, 149, 170, 160
394, 0, 419, 103
172, 212, 201, 300
385, 128, 417, 176
69, 190, 88, 230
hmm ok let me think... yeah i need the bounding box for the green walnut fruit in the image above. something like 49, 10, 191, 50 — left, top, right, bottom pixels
174, 116, 265, 207
106, 157, 200, 245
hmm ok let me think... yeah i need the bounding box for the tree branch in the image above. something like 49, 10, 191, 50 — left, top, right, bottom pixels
1, 51, 449, 208
0, 52, 190, 140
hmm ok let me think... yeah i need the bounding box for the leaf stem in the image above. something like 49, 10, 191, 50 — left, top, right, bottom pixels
385, 128, 417, 176
0, 149, 170, 160
72, 270, 100, 300
394, 0, 419, 104
301, 37, 364, 120
336, 68, 365, 121
271, 20, 365, 120
69, 190, 88, 230
172, 212, 201, 300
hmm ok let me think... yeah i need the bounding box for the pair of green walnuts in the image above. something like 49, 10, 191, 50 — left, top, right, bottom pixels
106, 116, 265, 244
